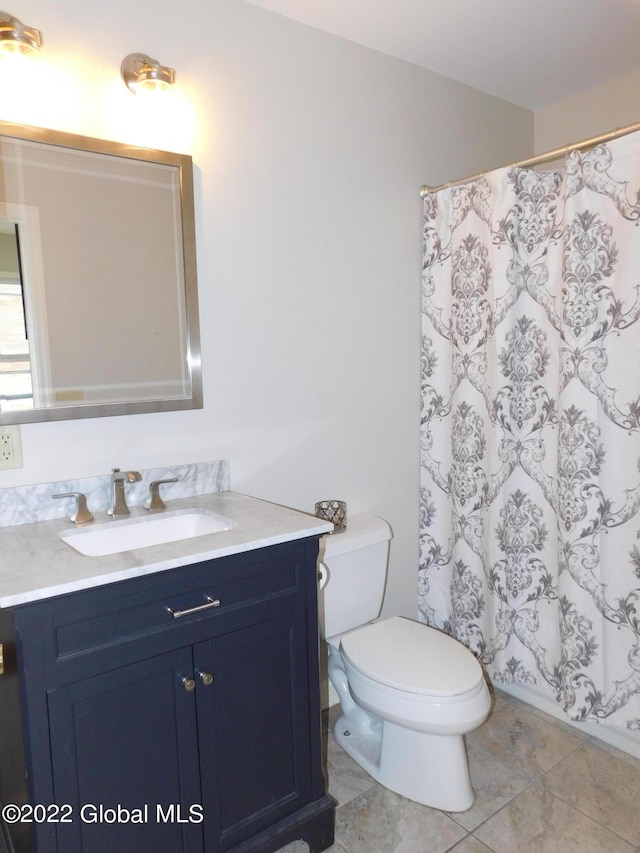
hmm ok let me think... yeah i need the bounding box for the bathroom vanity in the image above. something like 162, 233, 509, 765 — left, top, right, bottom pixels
0, 491, 335, 853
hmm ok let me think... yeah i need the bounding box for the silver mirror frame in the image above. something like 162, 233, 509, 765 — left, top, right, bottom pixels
0, 121, 202, 425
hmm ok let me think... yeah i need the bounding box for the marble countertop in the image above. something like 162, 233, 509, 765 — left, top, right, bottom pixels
0, 491, 333, 608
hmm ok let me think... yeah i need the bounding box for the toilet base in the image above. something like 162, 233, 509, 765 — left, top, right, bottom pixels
333, 713, 474, 812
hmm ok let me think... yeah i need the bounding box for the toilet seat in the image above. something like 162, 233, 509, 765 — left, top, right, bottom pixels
340, 616, 484, 698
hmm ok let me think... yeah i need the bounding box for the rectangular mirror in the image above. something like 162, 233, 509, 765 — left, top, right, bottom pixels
0, 122, 202, 424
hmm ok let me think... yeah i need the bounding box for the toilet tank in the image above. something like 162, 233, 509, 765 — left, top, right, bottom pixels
319, 513, 392, 639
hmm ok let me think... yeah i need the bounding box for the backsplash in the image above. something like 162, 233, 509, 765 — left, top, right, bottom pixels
0, 460, 230, 528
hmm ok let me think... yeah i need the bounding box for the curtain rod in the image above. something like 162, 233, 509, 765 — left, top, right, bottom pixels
419, 119, 640, 197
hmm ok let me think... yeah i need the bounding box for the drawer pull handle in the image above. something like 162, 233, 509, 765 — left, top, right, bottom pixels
166, 596, 221, 619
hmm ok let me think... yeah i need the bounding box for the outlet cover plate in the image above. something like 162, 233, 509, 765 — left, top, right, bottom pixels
0, 425, 23, 470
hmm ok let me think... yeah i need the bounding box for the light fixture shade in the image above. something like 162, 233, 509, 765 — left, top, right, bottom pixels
0, 12, 43, 56
121, 53, 175, 93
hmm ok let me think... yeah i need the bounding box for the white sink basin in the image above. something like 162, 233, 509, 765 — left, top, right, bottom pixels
59, 509, 234, 557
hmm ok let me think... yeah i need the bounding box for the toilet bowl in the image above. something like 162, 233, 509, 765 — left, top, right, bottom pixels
320, 515, 490, 811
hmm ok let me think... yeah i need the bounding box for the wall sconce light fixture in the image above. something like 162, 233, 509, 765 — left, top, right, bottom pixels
121, 53, 175, 93
0, 11, 43, 56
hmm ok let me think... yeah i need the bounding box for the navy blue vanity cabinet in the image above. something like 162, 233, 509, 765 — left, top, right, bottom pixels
2, 537, 335, 853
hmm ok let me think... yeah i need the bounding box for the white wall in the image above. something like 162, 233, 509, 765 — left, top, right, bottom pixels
535, 68, 640, 153
0, 0, 533, 619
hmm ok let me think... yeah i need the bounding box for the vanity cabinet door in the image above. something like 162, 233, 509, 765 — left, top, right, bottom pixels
47, 646, 203, 853
195, 610, 312, 852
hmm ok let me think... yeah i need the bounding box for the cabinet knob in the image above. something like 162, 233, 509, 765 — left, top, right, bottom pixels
181, 676, 196, 692
0, 642, 14, 677
199, 671, 214, 686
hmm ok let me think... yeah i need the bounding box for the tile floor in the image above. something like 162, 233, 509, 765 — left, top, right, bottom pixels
281, 688, 640, 852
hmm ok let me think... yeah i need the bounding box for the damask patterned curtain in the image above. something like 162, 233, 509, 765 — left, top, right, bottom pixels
419, 131, 640, 730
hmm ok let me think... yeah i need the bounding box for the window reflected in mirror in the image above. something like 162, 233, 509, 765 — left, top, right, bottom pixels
0, 222, 34, 411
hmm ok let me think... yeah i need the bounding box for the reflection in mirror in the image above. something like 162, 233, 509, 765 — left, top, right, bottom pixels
0, 122, 202, 424
0, 220, 32, 411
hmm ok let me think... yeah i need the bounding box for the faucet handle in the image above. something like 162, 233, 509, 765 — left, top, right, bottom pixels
53, 492, 94, 526
144, 477, 179, 511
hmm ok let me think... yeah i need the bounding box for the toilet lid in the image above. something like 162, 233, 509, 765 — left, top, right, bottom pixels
340, 617, 484, 697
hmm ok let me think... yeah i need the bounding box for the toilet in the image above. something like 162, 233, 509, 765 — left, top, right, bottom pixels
318, 513, 490, 811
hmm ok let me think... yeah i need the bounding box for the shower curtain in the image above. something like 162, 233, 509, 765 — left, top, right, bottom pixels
419, 130, 640, 730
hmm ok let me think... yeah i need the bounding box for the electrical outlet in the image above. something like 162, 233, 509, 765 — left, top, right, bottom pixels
0, 425, 23, 470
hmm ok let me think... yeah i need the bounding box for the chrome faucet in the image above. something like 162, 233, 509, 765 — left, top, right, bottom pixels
108, 468, 142, 518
